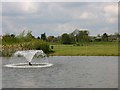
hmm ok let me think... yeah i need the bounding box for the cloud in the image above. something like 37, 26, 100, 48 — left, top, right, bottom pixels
103, 3, 118, 24
21, 2, 39, 13
2, 16, 21, 34
106, 17, 117, 24
79, 12, 96, 19
2, 2, 43, 16
103, 3, 118, 15
53, 23, 77, 35
2, 2, 118, 36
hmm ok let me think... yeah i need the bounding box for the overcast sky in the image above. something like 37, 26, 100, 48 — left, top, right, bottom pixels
2, 2, 118, 37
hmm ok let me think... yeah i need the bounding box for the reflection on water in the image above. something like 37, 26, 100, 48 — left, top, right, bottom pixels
2, 56, 118, 88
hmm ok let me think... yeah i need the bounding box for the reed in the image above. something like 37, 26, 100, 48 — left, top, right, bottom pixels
2, 40, 51, 57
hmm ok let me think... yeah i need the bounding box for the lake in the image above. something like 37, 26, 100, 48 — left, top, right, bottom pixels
2, 56, 118, 88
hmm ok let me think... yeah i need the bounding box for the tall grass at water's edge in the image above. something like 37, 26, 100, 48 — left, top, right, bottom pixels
1, 40, 51, 57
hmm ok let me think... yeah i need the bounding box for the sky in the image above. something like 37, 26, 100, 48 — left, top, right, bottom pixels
2, 2, 118, 37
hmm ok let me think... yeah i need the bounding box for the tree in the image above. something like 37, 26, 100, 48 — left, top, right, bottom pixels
41, 33, 46, 41
69, 34, 76, 43
54, 36, 61, 43
114, 33, 120, 39
26, 31, 35, 39
61, 33, 71, 44
97, 34, 101, 37
102, 33, 108, 41
10, 34, 15, 38
37, 36, 40, 39
47, 36, 55, 42
77, 30, 90, 42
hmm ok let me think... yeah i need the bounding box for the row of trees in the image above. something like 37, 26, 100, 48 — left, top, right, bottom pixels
2, 29, 120, 45
44, 29, 120, 44
61, 30, 90, 44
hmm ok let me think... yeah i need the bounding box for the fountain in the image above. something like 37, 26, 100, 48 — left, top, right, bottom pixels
4, 50, 53, 68
14, 50, 46, 63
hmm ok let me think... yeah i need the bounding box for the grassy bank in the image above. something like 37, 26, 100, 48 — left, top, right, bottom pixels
49, 42, 119, 56
1, 41, 119, 56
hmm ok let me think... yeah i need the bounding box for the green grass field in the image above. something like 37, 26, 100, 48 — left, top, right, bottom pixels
49, 42, 119, 56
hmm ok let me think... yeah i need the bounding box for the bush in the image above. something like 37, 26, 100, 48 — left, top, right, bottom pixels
32, 40, 50, 53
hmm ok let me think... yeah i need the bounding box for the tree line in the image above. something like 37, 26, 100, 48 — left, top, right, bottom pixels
40, 29, 120, 44
2, 29, 120, 45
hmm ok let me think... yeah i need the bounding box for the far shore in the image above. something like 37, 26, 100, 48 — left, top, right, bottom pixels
1, 42, 119, 57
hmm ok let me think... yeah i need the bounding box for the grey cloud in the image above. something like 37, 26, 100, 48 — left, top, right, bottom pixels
2, 2, 118, 36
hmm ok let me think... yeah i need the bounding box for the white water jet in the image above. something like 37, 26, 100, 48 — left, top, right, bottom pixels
14, 50, 46, 63
4, 50, 53, 68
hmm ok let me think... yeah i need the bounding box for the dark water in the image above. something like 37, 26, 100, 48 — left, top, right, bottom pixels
2, 56, 118, 88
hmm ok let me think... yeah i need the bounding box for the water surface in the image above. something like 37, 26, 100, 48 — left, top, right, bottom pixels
2, 56, 118, 88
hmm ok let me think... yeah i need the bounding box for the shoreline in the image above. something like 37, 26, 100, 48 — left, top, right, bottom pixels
1, 42, 119, 57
